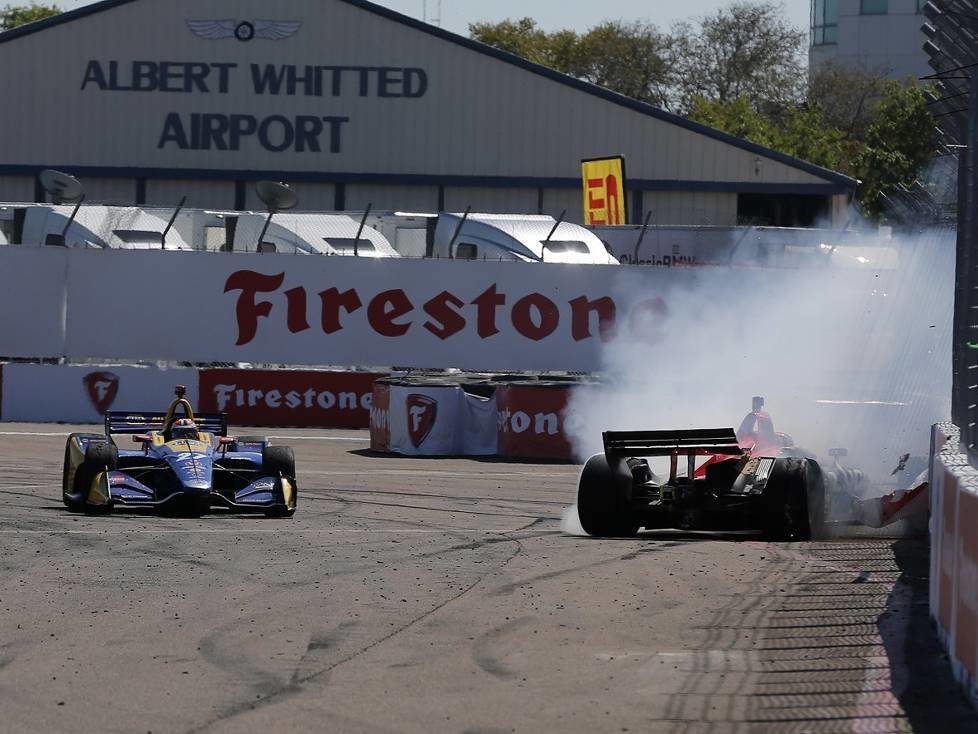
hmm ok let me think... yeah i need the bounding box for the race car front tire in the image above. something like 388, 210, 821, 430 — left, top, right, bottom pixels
62, 433, 106, 502
262, 446, 295, 479
68, 442, 119, 513
577, 454, 639, 537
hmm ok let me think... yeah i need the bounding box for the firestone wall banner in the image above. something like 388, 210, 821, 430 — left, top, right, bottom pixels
49, 250, 675, 372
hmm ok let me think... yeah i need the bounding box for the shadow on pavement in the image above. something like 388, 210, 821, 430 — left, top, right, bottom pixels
888, 538, 975, 732
347, 448, 575, 465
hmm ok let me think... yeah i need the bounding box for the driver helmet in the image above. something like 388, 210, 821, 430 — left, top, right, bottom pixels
171, 418, 198, 441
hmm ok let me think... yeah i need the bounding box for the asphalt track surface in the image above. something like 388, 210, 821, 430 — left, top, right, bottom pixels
0, 424, 974, 734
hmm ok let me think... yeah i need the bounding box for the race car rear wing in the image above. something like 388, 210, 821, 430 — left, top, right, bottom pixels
603, 428, 743, 483
105, 411, 228, 437
602, 428, 742, 457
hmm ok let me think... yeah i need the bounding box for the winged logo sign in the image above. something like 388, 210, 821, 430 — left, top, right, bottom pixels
186, 19, 302, 42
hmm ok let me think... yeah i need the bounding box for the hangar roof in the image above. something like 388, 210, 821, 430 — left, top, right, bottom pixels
0, 0, 856, 192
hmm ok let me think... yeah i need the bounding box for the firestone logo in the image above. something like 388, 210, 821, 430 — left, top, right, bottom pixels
83, 371, 119, 414
223, 271, 629, 347
497, 408, 560, 435
407, 394, 437, 448
212, 383, 371, 411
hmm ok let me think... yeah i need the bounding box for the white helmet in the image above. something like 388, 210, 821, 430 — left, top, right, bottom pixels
171, 418, 198, 440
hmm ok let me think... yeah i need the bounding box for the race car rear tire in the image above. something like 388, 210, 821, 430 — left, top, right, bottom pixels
577, 454, 639, 537
763, 457, 821, 541
262, 446, 295, 479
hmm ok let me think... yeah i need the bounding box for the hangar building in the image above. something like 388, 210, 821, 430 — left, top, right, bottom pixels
0, 0, 855, 226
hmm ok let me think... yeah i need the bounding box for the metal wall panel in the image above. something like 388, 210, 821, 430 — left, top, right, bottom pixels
81, 177, 137, 204
643, 192, 738, 226
345, 184, 437, 211
145, 179, 235, 209
443, 187, 538, 214
0, 175, 32, 202
543, 188, 587, 225
0, 0, 843, 191
243, 182, 335, 211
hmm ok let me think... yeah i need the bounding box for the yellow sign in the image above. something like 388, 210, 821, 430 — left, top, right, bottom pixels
581, 156, 627, 225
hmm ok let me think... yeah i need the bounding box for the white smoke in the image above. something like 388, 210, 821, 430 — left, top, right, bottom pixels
566, 228, 954, 504
560, 504, 587, 536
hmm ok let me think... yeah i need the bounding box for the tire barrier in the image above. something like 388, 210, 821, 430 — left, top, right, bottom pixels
369, 376, 497, 456
929, 422, 978, 708
369, 374, 595, 460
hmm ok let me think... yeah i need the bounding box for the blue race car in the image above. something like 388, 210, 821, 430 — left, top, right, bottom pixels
62, 386, 297, 517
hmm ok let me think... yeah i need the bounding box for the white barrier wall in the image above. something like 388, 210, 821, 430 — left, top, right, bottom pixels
0, 248, 67, 358
929, 423, 978, 708
63, 251, 640, 370
1, 364, 198, 423
0, 248, 682, 371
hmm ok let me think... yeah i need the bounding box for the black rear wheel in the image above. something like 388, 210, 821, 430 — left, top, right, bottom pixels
763, 457, 822, 541
577, 454, 639, 537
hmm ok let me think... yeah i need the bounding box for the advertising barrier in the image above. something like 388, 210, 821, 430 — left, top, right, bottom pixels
929, 423, 978, 707
370, 382, 391, 451
198, 369, 381, 428
496, 382, 581, 461
0, 364, 198, 423
0, 248, 682, 371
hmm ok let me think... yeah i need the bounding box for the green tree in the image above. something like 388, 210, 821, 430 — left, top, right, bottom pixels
0, 3, 60, 30
570, 21, 672, 107
671, 2, 806, 112
808, 62, 890, 141
852, 82, 936, 218
468, 17, 580, 71
687, 95, 780, 149
469, 17, 673, 107
688, 82, 936, 218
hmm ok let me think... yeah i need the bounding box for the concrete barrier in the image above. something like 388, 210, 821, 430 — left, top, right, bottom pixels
0, 363, 198, 423
929, 423, 978, 708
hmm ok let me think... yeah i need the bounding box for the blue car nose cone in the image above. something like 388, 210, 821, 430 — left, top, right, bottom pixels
165, 449, 214, 490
